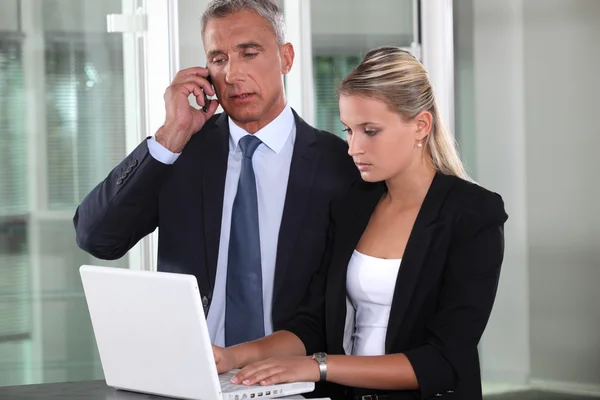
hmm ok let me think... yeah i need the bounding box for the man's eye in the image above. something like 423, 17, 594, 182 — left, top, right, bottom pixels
244, 52, 258, 58
212, 58, 225, 65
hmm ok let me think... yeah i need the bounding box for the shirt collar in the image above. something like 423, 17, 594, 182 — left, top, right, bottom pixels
228, 105, 295, 154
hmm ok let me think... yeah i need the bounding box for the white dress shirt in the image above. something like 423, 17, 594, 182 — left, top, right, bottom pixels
346, 250, 401, 356
147, 106, 296, 346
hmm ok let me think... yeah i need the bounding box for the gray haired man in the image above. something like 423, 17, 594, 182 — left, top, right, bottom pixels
74, 0, 357, 369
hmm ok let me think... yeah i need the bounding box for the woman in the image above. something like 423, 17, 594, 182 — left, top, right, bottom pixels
213, 46, 508, 399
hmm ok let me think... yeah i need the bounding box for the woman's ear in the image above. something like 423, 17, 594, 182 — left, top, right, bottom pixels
414, 110, 433, 141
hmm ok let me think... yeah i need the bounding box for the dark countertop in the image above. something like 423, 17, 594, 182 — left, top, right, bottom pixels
0, 381, 310, 400
0, 380, 175, 400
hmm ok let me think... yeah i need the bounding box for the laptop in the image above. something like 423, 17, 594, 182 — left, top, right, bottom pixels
80, 265, 315, 400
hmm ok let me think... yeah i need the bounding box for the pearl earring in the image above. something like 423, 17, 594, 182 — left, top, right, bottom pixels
417, 141, 423, 148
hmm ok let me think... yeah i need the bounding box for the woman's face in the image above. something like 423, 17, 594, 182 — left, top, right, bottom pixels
339, 94, 430, 183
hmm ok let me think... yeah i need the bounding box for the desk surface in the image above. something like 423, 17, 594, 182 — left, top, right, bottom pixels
0, 381, 312, 400
0, 380, 179, 400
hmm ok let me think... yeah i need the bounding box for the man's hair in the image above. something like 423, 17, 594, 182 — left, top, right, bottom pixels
201, 0, 286, 46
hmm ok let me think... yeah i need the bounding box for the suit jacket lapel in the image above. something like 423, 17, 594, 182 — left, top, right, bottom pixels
201, 114, 229, 290
328, 182, 386, 353
272, 111, 319, 303
384, 173, 455, 352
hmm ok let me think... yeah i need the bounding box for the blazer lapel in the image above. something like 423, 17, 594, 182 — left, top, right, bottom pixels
328, 182, 386, 353
384, 173, 455, 352
201, 114, 229, 290
272, 111, 319, 303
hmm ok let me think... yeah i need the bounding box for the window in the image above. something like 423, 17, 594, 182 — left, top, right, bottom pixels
0, 0, 134, 386
309, 0, 416, 138
44, 33, 126, 210
313, 55, 361, 138
0, 34, 26, 216
0, 31, 31, 385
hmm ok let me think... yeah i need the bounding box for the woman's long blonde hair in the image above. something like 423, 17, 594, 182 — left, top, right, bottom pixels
338, 46, 471, 181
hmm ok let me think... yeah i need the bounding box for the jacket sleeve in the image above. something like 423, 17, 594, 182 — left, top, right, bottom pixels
403, 192, 508, 399
73, 139, 171, 260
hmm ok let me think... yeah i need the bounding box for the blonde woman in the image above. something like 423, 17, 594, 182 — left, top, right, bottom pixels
213, 46, 508, 400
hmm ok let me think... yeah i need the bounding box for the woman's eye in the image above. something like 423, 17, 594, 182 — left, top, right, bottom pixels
342, 128, 352, 135
364, 129, 378, 136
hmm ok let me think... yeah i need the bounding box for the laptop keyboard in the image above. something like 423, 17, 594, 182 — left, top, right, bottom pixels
219, 371, 288, 398
219, 371, 254, 392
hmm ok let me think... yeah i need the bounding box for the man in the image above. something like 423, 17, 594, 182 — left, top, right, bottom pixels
73, 0, 357, 349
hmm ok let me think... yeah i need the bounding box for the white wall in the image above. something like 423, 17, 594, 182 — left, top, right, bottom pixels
311, 0, 413, 55
0, 0, 123, 33
452, 0, 475, 174
311, 0, 412, 36
177, 0, 209, 69
175, 0, 413, 60
471, 0, 531, 385
41, 0, 121, 33
455, 0, 600, 391
523, 0, 600, 387
0, 0, 19, 32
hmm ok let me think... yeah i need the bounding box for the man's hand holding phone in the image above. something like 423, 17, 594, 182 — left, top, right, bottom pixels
155, 67, 219, 153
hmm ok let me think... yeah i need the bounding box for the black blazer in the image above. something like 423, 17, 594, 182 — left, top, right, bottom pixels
73, 110, 358, 330
286, 173, 508, 400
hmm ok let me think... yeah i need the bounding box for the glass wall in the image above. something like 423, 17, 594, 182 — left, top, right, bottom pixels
0, 0, 133, 386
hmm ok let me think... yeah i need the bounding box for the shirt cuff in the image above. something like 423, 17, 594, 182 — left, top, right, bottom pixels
147, 136, 181, 165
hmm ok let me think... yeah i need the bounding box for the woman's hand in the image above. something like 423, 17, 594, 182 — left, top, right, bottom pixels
231, 356, 320, 386
213, 345, 237, 374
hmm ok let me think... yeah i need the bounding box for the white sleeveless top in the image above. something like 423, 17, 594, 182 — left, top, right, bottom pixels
346, 250, 401, 356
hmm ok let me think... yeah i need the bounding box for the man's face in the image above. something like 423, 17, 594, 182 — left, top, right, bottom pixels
204, 10, 294, 133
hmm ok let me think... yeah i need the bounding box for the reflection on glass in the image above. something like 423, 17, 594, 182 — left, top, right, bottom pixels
0, 0, 129, 386
45, 34, 126, 210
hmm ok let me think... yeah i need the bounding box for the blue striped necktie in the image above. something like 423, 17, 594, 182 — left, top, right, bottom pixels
225, 134, 265, 346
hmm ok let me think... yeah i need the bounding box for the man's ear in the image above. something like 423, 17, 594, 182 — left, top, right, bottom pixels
280, 43, 295, 75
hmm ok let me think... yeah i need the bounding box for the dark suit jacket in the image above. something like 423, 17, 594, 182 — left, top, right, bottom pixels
286, 172, 508, 400
73, 110, 358, 331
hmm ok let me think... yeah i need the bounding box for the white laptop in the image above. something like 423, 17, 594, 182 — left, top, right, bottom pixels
80, 265, 315, 400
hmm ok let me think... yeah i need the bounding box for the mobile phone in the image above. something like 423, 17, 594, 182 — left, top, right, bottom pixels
203, 71, 213, 113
